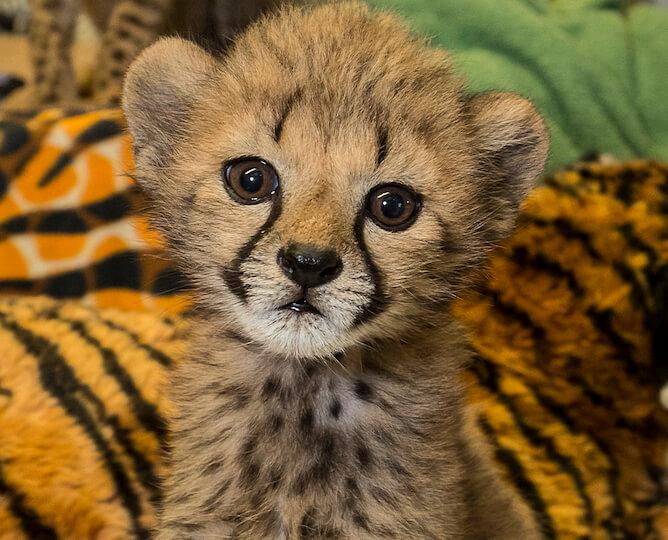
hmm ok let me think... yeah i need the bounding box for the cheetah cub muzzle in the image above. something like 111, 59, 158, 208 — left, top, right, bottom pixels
123, 2, 548, 538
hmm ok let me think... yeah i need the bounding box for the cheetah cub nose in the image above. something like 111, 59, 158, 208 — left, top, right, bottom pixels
277, 244, 343, 289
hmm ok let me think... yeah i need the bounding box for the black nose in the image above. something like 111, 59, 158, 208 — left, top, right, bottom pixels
277, 244, 343, 289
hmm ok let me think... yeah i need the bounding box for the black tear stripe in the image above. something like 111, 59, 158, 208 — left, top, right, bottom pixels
352, 207, 389, 326
222, 194, 283, 303
0, 461, 57, 539
0, 313, 150, 540
274, 89, 302, 143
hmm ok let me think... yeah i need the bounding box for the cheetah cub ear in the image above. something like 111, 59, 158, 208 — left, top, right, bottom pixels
122, 37, 215, 175
468, 92, 549, 240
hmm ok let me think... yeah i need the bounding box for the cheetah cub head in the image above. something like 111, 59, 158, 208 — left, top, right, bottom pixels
123, 2, 548, 359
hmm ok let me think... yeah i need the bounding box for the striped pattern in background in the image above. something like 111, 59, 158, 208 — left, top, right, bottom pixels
0, 108, 190, 314
0, 109, 666, 538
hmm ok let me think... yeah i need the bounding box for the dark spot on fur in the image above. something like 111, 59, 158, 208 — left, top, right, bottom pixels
319, 431, 335, 462
373, 428, 396, 446
371, 487, 399, 508
241, 434, 257, 457
416, 117, 437, 139
268, 467, 283, 490
263, 508, 283, 536
300, 408, 314, 434
239, 461, 260, 488
304, 362, 318, 378
292, 434, 336, 494
201, 478, 232, 512
168, 491, 193, 505
262, 376, 281, 398
269, 414, 284, 434
300, 508, 318, 539
329, 399, 342, 419
354, 380, 374, 401
346, 477, 360, 497
356, 444, 372, 470
377, 525, 399, 538
291, 471, 309, 495
202, 458, 225, 475
216, 385, 251, 410
390, 461, 411, 477
353, 511, 370, 531
163, 521, 203, 532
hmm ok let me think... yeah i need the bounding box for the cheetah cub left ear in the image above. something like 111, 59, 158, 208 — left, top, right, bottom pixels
123, 37, 216, 179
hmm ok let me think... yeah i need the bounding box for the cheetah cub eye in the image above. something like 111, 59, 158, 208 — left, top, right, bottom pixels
366, 183, 421, 231
223, 158, 279, 204
223, 157, 421, 232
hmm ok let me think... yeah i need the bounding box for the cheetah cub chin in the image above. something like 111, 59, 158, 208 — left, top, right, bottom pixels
123, 2, 548, 538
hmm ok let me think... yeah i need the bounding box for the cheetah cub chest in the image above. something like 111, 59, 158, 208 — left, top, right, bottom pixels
123, 2, 548, 538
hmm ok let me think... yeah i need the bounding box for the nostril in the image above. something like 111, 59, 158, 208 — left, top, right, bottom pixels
277, 250, 295, 276
319, 259, 342, 281
277, 245, 343, 288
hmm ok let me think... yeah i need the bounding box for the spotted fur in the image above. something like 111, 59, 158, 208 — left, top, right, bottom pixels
123, 2, 548, 538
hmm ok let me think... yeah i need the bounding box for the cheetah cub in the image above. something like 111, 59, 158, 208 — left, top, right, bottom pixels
123, 2, 548, 538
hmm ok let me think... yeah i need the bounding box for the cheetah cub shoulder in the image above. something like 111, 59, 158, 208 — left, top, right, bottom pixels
123, 2, 548, 538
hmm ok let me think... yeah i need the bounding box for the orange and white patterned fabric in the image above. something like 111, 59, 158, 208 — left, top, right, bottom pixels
0, 108, 190, 313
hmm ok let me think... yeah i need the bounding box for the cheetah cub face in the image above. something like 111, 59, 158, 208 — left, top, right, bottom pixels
123, 2, 547, 360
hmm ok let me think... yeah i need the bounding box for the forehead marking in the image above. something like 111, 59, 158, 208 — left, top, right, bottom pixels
376, 124, 389, 168
273, 88, 302, 144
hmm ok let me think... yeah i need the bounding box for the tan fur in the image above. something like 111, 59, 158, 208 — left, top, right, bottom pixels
123, 2, 548, 538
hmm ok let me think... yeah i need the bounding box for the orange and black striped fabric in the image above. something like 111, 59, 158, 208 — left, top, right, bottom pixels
0, 109, 189, 314
0, 109, 666, 538
454, 159, 668, 539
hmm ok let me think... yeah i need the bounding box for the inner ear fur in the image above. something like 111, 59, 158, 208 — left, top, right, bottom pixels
468, 92, 549, 204
122, 37, 216, 167
467, 92, 549, 240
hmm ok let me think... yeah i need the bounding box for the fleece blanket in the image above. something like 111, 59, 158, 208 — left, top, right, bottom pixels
368, 0, 668, 173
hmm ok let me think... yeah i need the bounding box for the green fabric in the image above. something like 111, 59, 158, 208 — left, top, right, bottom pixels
367, 0, 668, 173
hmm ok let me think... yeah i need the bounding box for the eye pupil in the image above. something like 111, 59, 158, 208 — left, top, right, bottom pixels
380, 193, 406, 219
240, 168, 264, 193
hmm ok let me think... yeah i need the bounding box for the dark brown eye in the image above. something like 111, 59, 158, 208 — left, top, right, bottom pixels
367, 183, 421, 231
223, 158, 279, 204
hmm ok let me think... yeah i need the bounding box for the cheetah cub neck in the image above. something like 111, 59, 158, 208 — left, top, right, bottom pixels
123, 2, 548, 538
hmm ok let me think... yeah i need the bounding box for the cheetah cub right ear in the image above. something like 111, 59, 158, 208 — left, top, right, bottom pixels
466, 91, 549, 242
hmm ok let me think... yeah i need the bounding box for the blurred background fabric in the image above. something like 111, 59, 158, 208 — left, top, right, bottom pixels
0, 1, 666, 538
367, 0, 668, 172
3, 0, 668, 172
